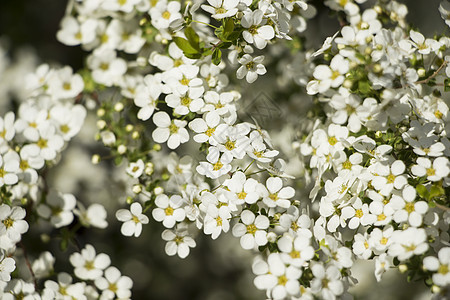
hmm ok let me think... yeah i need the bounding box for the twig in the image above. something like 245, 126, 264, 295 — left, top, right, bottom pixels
415, 61, 448, 85
435, 203, 450, 212
19, 242, 37, 290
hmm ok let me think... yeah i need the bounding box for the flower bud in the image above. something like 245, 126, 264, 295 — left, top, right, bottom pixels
118, 145, 127, 154
125, 124, 134, 132
114, 102, 124, 112
267, 232, 277, 243
145, 163, 154, 175
431, 285, 441, 294
153, 144, 162, 151
91, 154, 101, 164
126, 196, 134, 204
133, 184, 142, 194
97, 120, 106, 130
132, 131, 140, 139
418, 68, 426, 77
154, 186, 164, 195
97, 108, 106, 117
398, 264, 408, 273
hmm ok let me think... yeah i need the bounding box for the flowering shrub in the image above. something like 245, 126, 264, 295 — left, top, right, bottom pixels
0, 0, 449, 299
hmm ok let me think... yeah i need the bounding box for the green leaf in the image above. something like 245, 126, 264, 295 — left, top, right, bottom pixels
184, 26, 200, 51
218, 42, 232, 49
223, 18, 234, 38
173, 36, 199, 54
444, 78, 450, 92
416, 184, 429, 200
212, 48, 222, 65
429, 185, 444, 199
227, 30, 242, 42
358, 80, 372, 94
214, 27, 224, 40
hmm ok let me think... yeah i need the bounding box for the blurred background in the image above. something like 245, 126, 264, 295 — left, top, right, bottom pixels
0, 0, 446, 299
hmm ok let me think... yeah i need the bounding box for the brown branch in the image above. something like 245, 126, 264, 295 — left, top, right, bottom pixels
435, 203, 450, 212
19, 242, 37, 289
415, 60, 448, 85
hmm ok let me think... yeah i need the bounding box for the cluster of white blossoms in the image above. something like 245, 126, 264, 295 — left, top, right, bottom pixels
1, 0, 449, 298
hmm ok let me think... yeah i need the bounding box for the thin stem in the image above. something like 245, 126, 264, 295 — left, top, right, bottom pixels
192, 19, 218, 29
435, 203, 450, 212
243, 159, 256, 173
19, 242, 37, 290
415, 60, 448, 85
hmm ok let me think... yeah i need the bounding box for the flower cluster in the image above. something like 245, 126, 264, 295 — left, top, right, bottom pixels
0, 0, 449, 298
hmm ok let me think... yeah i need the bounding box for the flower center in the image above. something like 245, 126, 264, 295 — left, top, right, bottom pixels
380, 237, 388, 245
216, 216, 223, 226
405, 202, 415, 213
181, 96, 192, 106
63, 82, 71, 90
246, 61, 255, 70
426, 168, 436, 177
2, 218, 13, 229
213, 161, 223, 171
328, 136, 337, 145
169, 123, 179, 134
205, 127, 215, 137
225, 139, 235, 151
377, 214, 386, 221
215, 7, 227, 14
290, 250, 300, 259
278, 275, 288, 286
162, 11, 171, 19
434, 110, 443, 119
108, 283, 118, 293
84, 260, 95, 270
246, 224, 257, 234
269, 193, 278, 201
37, 138, 48, 149
342, 160, 352, 169
165, 207, 174, 216
237, 191, 247, 200
438, 264, 449, 275
386, 174, 396, 184
355, 209, 363, 218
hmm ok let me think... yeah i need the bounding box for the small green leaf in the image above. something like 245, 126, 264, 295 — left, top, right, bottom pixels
227, 30, 242, 42
218, 42, 232, 49
214, 27, 224, 40
444, 78, 450, 92
212, 48, 222, 65
223, 18, 234, 38
358, 80, 372, 94
184, 26, 200, 51
173, 36, 199, 54
416, 184, 429, 200
429, 185, 444, 199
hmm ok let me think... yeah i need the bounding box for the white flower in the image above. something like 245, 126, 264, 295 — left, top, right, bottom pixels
165, 87, 205, 115
31, 251, 55, 279
101, 0, 141, 13
306, 55, 349, 95
30, 122, 64, 161
69, 244, 111, 280
203, 202, 231, 239
116, 202, 149, 237
95, 266, 133, 299
133, 75, 161, 121
368, 226, 394, 254
0, 204, 29, 249
310, 263, 344, 300
150, 1, 182, 29
152, 194, 185, 228
196, 147, 233, 179
411, 157, 450, 182
161, 227, 196, 259
388, 227, 428, 261
57, 16, 97, 46
374, 254, 391, 282
0, 252, 15, 282
241, 10, 275, 49
87, 49, 127, 87
126, 159, 145, 178
391, 185, 428, 227
423, 247, 450, 286
152, 111, 189, 149
236, 54, 267, 83
408, 30, 441, 55
189, 112, 222, 145
223, 171, 260, 205
201, 0, 239, 19
261, 177, 295, 209
47, 66, 84, 100
0, 151, 20, 187
75, 203, 108, 229
370, 160, 407, 196
232, 210, 269, 250
352, 233, 372, 260
49, 104, 86, 141
37, 190, 76, 228
253, 253, 302, 300
277, 233, 314, 267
